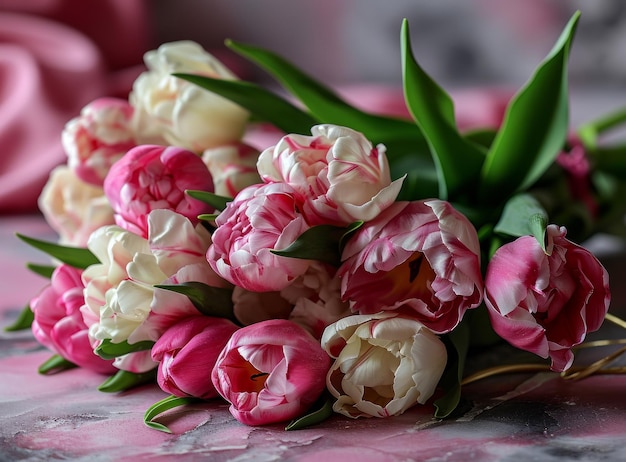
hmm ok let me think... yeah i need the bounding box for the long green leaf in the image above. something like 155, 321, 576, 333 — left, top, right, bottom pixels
494, 193, 549, 250
433, 320, 469, 419
95, 339, 155, 360
401, 19, 486, 200
98, 368, 157, 393
271, 222, 363, 267
285, 393, 334, 431
4, 305, 34, 332
173, 73, 319, 134
185, 190, 232, 211
38, 354, 77, 375
154, 282, 238, 324
479, 11, 580, 202
16, 233, 99, 269
26, 263, 56, 278
144, 394, 203, 433
226, 39, 426, 148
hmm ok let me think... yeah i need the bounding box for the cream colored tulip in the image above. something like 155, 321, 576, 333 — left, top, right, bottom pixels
322, 312, 447, 418
130, 41, 249, 152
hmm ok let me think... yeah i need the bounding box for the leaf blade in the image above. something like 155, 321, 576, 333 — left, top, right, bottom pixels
479, 11, 580, 202
95, 339, 155, 360
144, 394, 203, 434
154, 282, 238, 324
16, 233, 99, 269
400, 19, 486, 200
4, 305, 34, 332
226, 39, 427, 148
173, 73, 319, 135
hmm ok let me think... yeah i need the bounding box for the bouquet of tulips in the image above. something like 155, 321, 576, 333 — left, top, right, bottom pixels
10, 10, 626, 430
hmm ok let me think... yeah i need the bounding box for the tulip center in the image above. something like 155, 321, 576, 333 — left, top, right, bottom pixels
228, 355, 270, 393
385, 252, 435, 302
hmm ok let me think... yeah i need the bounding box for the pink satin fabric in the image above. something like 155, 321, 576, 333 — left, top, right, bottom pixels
0, 1, 149, 214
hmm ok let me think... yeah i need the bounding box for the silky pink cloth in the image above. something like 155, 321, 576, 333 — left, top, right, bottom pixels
0, 1, 149, 214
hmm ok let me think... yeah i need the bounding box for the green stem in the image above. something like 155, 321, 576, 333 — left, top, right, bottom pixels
578, 106, 626, 149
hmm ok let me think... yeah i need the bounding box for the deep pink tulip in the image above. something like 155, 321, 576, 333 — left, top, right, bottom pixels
30, 264, 116, 374
207, 183, 311, 292
103, 145, 214, 237
211, 319, 331, 426
151, 316, 239, 399
485, 225, 610, 372
339, 200, 483, 334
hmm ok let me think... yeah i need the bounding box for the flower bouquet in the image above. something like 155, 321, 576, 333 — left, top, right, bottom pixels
9, 10, 626, 430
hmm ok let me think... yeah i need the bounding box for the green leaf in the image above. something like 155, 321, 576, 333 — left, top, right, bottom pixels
226, 40, 426, 149
285, 393, 334, 431
144, 394, 204, 433
38, 354, 77, 375
577, 106, 626, 150
197, 213, 220, 222
4, 305, 34, 332
494, 193, 549, 249
98, 368, 157, 393
95, 339, 155, 360
154, 282, 238, 324
16, 233, 99, 269
26, 263, 56, 278
271, 223, 362, 267
433, 320, 469, 419
463, 129, 499, 150
479, 11, 580, 202
185, 190, 232, 211
173, 73, 319, 134
401, 19, 487, 200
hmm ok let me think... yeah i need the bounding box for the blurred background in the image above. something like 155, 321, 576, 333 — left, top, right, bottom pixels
1, 0, 626, 212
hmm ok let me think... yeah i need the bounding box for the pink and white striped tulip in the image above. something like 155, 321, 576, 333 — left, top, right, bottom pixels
207, 183, 312, 292
211, 319, 331, 426
322, 312, 447, 418
103, 145, 214, 238
339, 200, 483, 334
152, 316, 239, 399
30, 264, 115, 374
257, 124, 404, 226
281, 262, 351, 339
63, 97, 136, 186
202, 143, 261, 198
485, 225, 610, 372
81, 210, 218, 372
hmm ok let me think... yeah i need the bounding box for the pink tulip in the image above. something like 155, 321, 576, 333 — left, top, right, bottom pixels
63, 97, 136, 186
30, 264, 116, 374
485, 225, 610, 372
103, 145, 214, 237
211, 319, 331, 426
151, 316, 239, 399
207, 183, 312, 292
257, 124, 403, 226
281, 262, 351, 339
339, 200, 483, 334
202, 143, 261, 198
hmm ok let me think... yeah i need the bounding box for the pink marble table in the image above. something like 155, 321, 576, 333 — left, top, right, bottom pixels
3, 214, 626, 461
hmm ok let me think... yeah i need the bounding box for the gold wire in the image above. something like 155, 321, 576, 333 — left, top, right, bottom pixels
461, 313, 626, 386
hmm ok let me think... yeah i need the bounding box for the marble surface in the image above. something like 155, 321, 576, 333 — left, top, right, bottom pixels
3, 215, 626, 462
